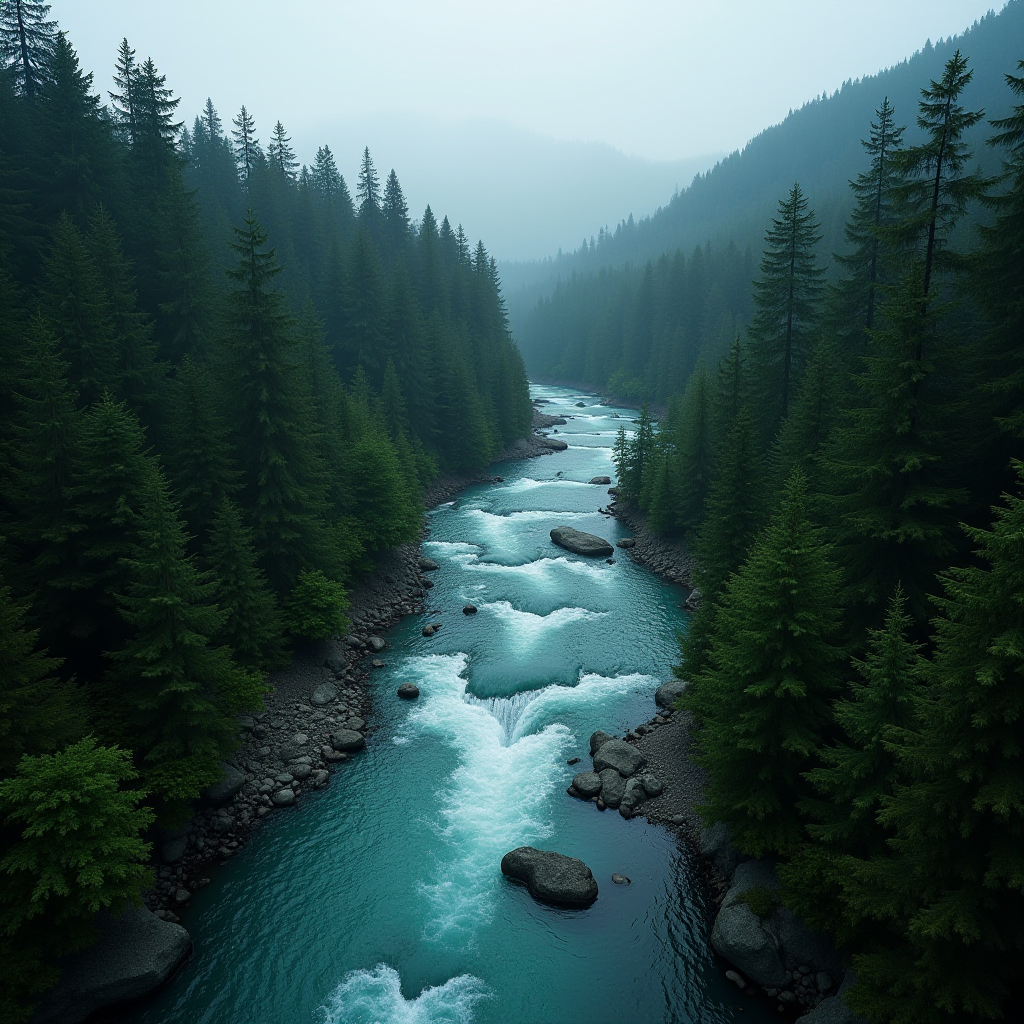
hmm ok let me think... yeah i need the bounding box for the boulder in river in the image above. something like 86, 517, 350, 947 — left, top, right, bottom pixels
30, 908, 191, 1024
598, 767, 625, 809
616, 537, 636, 549
329, 729, 366, 752
572, 771, 602, 798
311, 682, 338, 706
549, 526, 614, 557
611, 873, 631, 885
463, 604, 478, 615
655, 680, 687, 708
418, 556, 439, 571
368, 636, 386, 652
588, 476, 612, 485
539, 436, 569, 451
575, 401, 586, 407
589, 730, 614, 756
500, 846, 598, 907
397, 682, 420, 699
593, 738, 646, 777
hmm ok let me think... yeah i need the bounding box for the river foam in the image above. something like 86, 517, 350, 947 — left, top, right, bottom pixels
478, 600, 608, 651
318, 965, 489, 1024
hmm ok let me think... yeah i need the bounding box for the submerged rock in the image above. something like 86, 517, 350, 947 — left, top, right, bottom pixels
588, 476, 612, 485
550, 526, 614, 557
500, 846, 598, 907
593, 738, 645, 777
30, 908, 191, 1024
397, 683, 420, 699
463, 604, 478, 615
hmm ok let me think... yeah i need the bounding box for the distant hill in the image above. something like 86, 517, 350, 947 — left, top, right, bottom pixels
291, 113, 720, 263
505, 1, 1024, 328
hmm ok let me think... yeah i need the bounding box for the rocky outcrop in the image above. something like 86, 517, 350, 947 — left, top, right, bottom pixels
709, 858, 844, 1011
501, 846, 598, 907
538, 436, 569, 451
30, 908, 190, 1024
588, 476, 612, 485
200, 763, 245, 805
593, 738, 645, 777
684, 587, 702, 612
655, 680, 687, 708
550, 526, 614, 557
463, 604, 478, 615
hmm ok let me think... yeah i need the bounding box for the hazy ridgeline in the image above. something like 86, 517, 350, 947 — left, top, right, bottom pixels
575, 26, 1021, 1024
511, 1, 1024, 394
0, 5, 530, 1018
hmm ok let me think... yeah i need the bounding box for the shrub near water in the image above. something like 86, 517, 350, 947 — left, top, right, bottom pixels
283, 570, 350, 640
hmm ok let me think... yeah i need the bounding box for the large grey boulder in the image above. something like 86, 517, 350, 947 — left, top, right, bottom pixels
598, 767, 625, 809
418, 556, 439, 571
796, 996, 865, 1024
200, 763, 245, 805
589, 730, 614, 756
655, 680, 687, 708
549, 526, 613, 557
593, 738, 645, 777
700, 822, 741, 883
619, 776, 647, 815
588, 476, 612, 485
500, 846, 598, 907
310, 682, 338, 706
711, 860, 843, 989
30, 908, 190, 1024
539, 436, 569, 451
572, 771, 602, 798
329, 729, 365, 752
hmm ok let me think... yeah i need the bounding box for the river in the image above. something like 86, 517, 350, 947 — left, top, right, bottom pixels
129, 385, 773, 1024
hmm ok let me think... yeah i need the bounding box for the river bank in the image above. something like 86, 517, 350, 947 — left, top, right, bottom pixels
142, 420, 563, 924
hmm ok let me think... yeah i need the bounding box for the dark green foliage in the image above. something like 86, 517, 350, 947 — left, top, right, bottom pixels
685, 470, 844, 857
282, 569, 348, 641
820, 269, 966, 627
163, 356, 239, 542
747, 182, 825, 436
0, 0, 56, 99
0, 737, 153, 1022
102, 471, 258, 808
0, 573, 80, 775
206, 499, 284, 671
345, 431, 422, 552
672, 362, 714, 530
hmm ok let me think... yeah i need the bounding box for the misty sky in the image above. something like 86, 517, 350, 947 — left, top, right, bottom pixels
57, 0, 1002, 260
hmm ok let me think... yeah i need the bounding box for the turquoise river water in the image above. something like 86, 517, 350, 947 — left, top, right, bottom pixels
130, 385, 773, 1024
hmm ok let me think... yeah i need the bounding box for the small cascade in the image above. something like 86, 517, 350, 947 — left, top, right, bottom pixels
468, 689, 543, 745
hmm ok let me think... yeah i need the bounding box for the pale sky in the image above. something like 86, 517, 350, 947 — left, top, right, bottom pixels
55, 1, 1003, 259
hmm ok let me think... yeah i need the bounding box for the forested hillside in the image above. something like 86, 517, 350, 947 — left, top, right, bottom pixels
512, 0, 1024, 398
0, 6, 529, 1018
609, 47, 1024, 1024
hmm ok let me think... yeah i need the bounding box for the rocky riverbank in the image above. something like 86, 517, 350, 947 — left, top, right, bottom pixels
141, 419, 562, 924
609, 499, 695, 588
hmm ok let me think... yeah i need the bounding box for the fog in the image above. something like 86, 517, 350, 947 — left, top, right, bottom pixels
59, 0, 1000, 260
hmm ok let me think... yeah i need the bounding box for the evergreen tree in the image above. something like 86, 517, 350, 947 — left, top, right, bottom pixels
130, 57, 181, 188
225, 210, 333, 592
975, 62, 1024, 447
844, 469, 1024, 1024
830, 98, 906, 347
675, 361, 714, 530
356, 145, 381, 228
163, 356, 240, 541
685, 469, 844, 856
712, 335, 747, 445
231, 105, 258, 182
267, 120, 298, 179
0, 571, 80, 775
781, 587, 921, 937
0, 0, 56, 98
382, 168, 410, 262
821, 268, 966, 628
108, 38, 138, 147
747, 183, 824, 436
888, 50, 988, 302
0, 738, 153, 1023
41, 213, 117, 408
205, 498, 284, 671
102, 471, 260, 809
